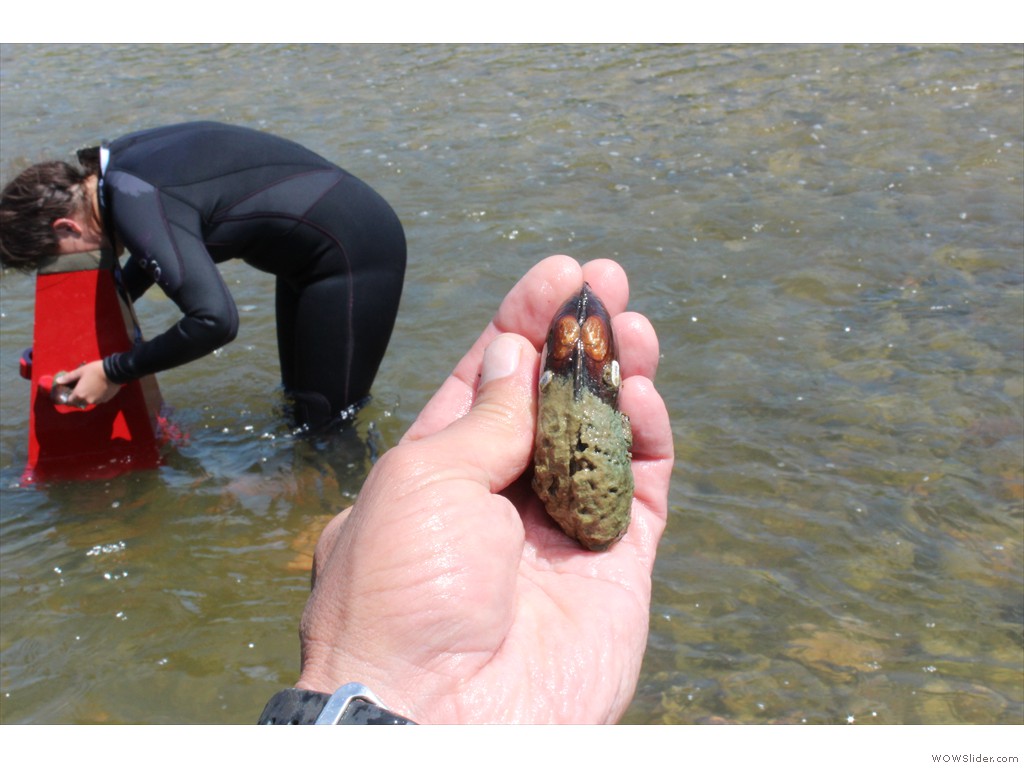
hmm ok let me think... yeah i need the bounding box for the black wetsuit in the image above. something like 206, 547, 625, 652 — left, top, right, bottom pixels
97, 121, 406, 428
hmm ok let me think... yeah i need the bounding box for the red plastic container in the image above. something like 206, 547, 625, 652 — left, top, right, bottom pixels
21, 249, 167, 483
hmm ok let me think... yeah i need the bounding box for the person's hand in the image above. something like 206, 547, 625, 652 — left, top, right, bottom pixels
55, 360, 122, 407
296, 255, 673, 724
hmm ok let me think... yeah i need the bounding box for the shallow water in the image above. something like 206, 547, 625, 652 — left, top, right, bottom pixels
1, 43, 1021, 724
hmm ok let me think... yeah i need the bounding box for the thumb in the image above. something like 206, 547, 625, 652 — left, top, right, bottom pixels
55, 368, 82, 385
310, 334, 538, 588
423, 332, 539, 493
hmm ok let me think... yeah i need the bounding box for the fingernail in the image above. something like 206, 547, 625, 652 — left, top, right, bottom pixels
480, 334, 522, 388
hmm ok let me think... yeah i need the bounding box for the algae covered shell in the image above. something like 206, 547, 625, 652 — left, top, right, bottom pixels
531, 284, 634, 551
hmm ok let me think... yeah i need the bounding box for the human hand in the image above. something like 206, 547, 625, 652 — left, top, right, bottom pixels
55, 360, 122, 407
296, 255, 673, 724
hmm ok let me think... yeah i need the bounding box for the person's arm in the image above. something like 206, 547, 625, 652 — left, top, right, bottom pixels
119, 253, 157, 303
102, 170, 239, 383
281, 256, 673, 724
58, 171, 239, 404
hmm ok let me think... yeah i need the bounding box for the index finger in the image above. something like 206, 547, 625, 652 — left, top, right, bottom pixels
403, 255, 575, 441
403, 256, 634, 443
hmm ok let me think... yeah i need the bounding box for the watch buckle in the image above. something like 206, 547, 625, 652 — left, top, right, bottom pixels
314, 683, 384, 725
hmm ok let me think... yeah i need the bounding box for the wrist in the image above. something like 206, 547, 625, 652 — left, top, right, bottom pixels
297, 639, 402, 711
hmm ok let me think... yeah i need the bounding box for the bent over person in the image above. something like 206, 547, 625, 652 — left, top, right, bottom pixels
0, 121, 407, 430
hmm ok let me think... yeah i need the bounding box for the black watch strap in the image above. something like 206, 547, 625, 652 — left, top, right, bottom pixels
258, 688, 331, 724
258, 684, 416, 725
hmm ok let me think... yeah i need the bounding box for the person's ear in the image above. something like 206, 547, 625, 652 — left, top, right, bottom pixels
52, 217, 84, 236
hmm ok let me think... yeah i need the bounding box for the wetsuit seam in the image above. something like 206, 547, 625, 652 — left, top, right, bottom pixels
212, 170, 344, 234
290, 175, 355, 406
210, 168, 342, 223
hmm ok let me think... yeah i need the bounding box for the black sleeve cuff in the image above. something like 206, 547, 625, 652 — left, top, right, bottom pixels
103, 353, 134, 384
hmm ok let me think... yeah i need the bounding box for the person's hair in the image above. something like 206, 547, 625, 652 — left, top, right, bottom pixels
0, 159, 93, 272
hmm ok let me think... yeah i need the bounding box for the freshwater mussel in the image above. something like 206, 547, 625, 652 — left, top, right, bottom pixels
531, 283, 634, 550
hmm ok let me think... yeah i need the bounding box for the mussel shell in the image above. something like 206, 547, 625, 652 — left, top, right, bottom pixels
533, 282, 633, 551
542, 283, 619, 406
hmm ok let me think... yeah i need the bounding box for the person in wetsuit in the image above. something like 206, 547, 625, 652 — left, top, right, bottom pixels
0, 121, 406, 429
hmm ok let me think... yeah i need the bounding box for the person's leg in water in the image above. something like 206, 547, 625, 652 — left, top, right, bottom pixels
277, 271, 398, 429
275, 179, 406, 430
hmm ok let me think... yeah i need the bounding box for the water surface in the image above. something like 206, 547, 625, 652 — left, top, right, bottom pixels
1, 43, 1021, 724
